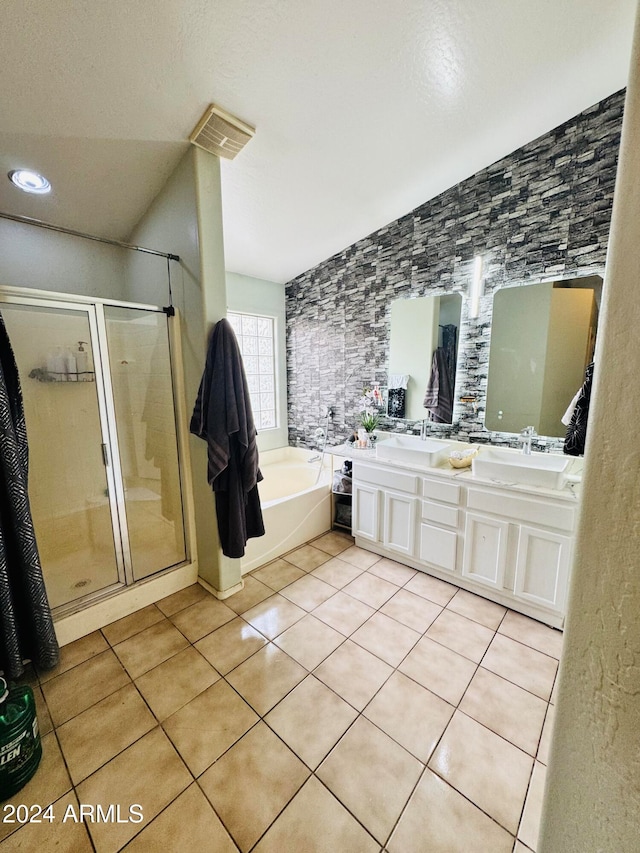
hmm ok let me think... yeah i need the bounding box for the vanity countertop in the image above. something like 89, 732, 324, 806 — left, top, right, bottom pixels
331, 439, 582, 501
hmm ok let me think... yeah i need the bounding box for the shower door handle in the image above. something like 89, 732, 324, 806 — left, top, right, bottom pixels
101, 443, 110, 467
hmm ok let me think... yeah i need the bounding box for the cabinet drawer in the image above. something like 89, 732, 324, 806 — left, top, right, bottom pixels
467, 488, 575, 532
418, 523, 457, 573
422, 478, 461, 505
353, 462, 418, 494
421, 499, 459, 528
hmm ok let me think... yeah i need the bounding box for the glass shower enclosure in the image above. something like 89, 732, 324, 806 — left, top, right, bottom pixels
0, 292, 187, 615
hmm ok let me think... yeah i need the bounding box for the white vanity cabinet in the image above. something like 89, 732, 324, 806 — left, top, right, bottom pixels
352, 457, 578, 628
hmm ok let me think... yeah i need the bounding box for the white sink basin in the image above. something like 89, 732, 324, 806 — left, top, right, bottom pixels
472, 448, 571, 489
376, 435, 451, 467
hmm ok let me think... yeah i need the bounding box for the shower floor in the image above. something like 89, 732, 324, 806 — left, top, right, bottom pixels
40, 491, 185, 610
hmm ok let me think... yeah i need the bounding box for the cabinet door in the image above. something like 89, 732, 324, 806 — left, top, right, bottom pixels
463, 512, 509, 590
514, 526, 571, 613
352, 483, 380, 542
383, 491, 416, 557
418, 523, 457, 574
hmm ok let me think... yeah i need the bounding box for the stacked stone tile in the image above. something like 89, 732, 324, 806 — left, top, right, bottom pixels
286, 91, 623, 451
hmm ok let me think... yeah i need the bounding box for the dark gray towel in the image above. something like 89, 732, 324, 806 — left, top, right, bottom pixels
423, 347, 454, 424
190, 318, 264, 558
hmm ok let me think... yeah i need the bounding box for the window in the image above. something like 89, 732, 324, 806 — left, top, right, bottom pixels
227, 311, 277, 430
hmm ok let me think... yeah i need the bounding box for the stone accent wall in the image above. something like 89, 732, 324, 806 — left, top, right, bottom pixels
286, 91, 624, 451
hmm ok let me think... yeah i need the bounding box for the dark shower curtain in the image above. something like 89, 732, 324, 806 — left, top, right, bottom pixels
0, 312, 59, 678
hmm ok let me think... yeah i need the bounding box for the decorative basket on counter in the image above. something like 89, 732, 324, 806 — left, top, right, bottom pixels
448, 448, 479, 469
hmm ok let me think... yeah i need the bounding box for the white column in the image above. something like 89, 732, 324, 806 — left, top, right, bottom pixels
539, 5, 640, 851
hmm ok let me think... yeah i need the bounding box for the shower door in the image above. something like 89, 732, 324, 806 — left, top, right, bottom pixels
102, 305, 186, 581
0, 299, 123, 609
0, 294, 188, 613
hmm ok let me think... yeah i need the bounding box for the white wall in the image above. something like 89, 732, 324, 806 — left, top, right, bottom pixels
226, 271, 288, 451
539, 4, 640, 849
0, 218, 127, 299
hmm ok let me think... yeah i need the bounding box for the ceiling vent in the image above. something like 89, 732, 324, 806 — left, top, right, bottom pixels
189, 104, 255, 160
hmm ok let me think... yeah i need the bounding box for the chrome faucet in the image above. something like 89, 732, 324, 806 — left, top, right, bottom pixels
520, 425, 537, 455
420, 419, 429, 441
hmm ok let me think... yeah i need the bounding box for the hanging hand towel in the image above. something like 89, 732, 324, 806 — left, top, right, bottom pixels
190, 318, 265, 558
423, 348, 453, 423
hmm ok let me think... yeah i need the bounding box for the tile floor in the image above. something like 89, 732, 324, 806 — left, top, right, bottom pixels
3, 530, 562, 852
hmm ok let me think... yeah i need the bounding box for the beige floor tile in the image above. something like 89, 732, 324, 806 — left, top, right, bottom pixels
338, 545, 381, 569
0, 732, 72, 843
225, 576, 274, 614
314, 640, 393, 711
57, 683, 156, 784
317, 716, 423, 845
253, 776, 378, 853
170, 595, 236, 642
499, 610, 564, 659
135, 646, 219, 720
519, 761, 547, 850
33, 683, 53, 736
199, 722, 310, 852
399, 636, 477, 705
342, 572, 398, 609
76, 727, 191, 853
274, 614, 344, 670
404, 571, 457, 606
381, 588, 442, 633
42, 649, 130, 726
226, 644, 307, 715
460, 667, 547, 755
285, 543, 332, 571
265, 675, 358, 769
38, 631, 108, 683
311, 556, 364, 588
113, 620, 189, 679
156, 583, 208, 616
429, 710, 533, 835
253, 559, 306, 591
447, 588, 507, 630
537, 703, 555, 765
426, 609, 494, 663
312, 531, 354, 557
368, 556, 417, 585
515, 842, 535, 853
7, 791, 93, 852
388, 768, 514, 853
550, 674, 558, 705
163, 680, 258, 776
195, 616, 267, 674
352, 611, 421, 667
364, 671, 454, 762
123, 783, 237, 852
102, 604, 164, 646
482, 633, 559, 700
279, 574, 337, 610
242, 593, 307, 639
313, 590, 375, 636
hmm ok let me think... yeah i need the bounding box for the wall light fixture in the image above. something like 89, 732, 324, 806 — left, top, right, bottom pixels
469, 255, 484, 319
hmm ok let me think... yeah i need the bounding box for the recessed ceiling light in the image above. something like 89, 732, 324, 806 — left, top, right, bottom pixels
8, 169, 51, 195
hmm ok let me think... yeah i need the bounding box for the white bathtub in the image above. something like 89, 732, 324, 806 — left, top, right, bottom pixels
240, 447, 332, 574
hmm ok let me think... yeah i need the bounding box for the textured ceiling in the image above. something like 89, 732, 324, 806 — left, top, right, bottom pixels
1, 1, 636, 283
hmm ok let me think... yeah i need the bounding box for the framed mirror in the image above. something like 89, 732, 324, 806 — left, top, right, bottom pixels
387, 294, 462, 423
485, 274, 602, 437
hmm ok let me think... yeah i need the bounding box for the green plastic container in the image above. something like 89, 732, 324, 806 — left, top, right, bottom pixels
0, 677, 42, 801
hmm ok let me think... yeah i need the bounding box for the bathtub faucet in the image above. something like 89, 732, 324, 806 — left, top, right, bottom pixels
308, 454, 321, 463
